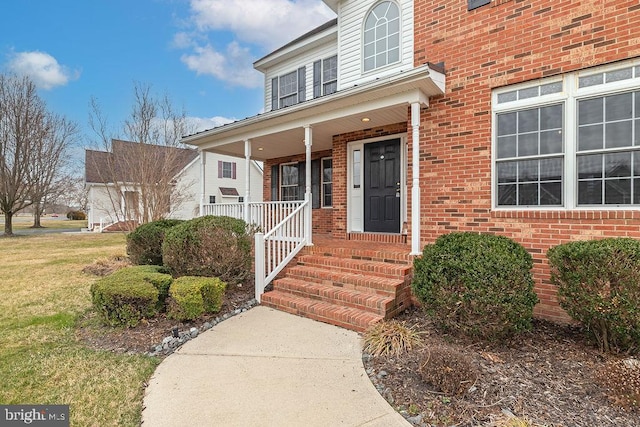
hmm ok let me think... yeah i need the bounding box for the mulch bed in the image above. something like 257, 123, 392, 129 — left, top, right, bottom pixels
364, 307, 639, 427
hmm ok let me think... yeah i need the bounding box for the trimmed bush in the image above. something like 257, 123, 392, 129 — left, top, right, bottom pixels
91, 266, 172, 327
412, 232, 538, 340
126, 219, 184, 266
547, 238, 640, 353
162, 216, 252, 285
167, 276, 226, 321
66, 210, 86, 220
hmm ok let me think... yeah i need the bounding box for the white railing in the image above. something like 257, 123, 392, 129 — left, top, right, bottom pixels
96, 217, 116, 233
254, 200, 309, 302
201, 201, 303, 235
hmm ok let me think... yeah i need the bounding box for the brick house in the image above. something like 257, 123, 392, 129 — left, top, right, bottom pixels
184, 0, 640, 330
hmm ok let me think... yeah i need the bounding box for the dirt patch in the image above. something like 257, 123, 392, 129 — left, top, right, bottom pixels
77, 282, 254, 355
365, 307, 639, 427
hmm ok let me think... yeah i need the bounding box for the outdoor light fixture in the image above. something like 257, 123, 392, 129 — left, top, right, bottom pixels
172, 327, 179, 338
257, 147, 264, 151
361, 117, 370, 122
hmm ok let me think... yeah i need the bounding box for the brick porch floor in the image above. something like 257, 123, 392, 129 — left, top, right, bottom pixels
260, 233, 415, 332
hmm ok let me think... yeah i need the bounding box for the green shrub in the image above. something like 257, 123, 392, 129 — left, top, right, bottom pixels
412, 232, 538, 340
90, 265, 173, 326
167, 276, 226, 321
66, 210, 86, 220
126, 219, 184, 266
547, 238, 640, 353
162, 216, 252, 285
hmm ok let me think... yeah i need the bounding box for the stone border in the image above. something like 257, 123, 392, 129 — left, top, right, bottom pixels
146, 299, 258, 357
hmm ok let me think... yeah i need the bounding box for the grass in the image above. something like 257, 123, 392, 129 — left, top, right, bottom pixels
0, 233, 159, 426
0, 215, 87, 231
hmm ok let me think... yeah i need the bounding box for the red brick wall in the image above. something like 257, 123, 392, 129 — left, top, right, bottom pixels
412, 0, 640, 322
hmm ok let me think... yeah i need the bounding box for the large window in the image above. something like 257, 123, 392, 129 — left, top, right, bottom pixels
218, 161, 235, 179
493, 61, 640, 209
363, 1, 400, 72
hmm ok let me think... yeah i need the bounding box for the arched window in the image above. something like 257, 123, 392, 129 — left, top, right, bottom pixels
363, 1, 400, 72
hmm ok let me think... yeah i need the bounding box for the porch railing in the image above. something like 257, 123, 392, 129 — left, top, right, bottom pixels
201, 201, 310, 301
201, 201, 303, 235
254, 200, 309, 302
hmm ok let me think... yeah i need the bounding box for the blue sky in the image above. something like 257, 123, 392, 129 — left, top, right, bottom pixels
0, 0, 335, 152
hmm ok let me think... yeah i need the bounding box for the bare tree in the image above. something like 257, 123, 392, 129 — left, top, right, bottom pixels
0, 74, 75, 236
29, 116, 78, 227
87, 82, 197, 230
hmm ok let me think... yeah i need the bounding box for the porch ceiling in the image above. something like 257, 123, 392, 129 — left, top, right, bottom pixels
182, 64, 445, 161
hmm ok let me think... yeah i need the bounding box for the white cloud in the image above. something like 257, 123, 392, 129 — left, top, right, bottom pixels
7, 51, 79, 90
189, 0, 335, 50
176, 0, 335, 88
181, 42, 262, 88
188, 115, 236, 132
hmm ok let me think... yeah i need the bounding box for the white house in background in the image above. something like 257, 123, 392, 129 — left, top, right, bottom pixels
85, 139, 263, 231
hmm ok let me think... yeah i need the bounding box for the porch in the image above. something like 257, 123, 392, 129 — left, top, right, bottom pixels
203, 201, 415, 331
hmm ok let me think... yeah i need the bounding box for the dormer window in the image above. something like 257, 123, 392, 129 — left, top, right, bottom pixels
363, 1, 400, 72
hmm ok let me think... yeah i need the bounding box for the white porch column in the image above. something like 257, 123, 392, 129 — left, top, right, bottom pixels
304, 125, 313, 246
200, 150, 206, 217
244, 139, 251, 224
411, 102, 421, 255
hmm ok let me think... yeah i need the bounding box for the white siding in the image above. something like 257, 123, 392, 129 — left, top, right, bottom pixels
337, 0, 414, 89
263, 39, 338, 111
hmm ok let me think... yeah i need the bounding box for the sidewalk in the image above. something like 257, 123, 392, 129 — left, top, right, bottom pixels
142, 306, 410, 427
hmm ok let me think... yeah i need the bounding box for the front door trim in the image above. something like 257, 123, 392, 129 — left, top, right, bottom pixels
347, 133, 407, 234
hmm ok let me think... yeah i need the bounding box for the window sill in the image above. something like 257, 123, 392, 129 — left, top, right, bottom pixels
491, 209, 640, 220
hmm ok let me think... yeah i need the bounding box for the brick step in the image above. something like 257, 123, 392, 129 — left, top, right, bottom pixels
297, 254, 412, 279
273, 277, 395, 316
286, 265, 404, 296
304, 244, 413, 264
261, 291, 383, 332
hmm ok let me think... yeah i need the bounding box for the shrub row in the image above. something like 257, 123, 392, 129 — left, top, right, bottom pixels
126, 215, 252, 286
412, 232, 640, 353
90, 266, 226, 326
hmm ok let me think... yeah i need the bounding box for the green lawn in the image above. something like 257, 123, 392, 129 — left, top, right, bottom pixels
0, 233, 159, 426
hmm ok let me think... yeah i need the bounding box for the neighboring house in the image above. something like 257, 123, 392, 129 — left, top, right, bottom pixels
85, 139, 263, 230
183, 0, 640, 328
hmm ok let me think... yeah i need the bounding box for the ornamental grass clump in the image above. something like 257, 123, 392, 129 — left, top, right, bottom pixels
547, 238, 640, 354
363, 320, 424, 357
412, 232, 538, 340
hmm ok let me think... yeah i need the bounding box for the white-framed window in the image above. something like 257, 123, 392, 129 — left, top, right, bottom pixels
492, 59, 640, 209
271, 67, 306, 110
218, 161, 236, 179
280, 162, 299, 201
363, 1, 401, 72
321, 157, 333, 207
313, 55, 338, 98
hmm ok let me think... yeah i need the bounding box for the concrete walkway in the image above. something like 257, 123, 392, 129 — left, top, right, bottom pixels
142, 306, 410, 427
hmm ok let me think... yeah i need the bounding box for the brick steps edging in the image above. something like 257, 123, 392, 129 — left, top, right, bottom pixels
272, 277, 395, 316
297, 254, 412, 279
261, 291, 383, 332
286, 265, 404, 295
